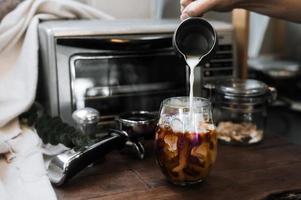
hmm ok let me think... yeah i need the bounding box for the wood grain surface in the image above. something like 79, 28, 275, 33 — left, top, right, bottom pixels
55, 135, 301, 200
232, 9, 250, 79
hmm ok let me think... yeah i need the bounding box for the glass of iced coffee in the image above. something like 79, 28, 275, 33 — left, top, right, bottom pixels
155, 97, 217, 186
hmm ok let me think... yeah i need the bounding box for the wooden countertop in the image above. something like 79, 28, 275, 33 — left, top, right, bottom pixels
55, 135, 301, 200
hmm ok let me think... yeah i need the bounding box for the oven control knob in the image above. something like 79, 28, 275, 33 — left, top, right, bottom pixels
72, 107, 100, 137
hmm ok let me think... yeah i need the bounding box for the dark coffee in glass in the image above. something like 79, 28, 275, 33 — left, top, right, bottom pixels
155, 97, 217, 186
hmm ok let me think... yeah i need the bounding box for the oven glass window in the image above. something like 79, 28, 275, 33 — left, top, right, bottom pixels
71, 52, 187, 116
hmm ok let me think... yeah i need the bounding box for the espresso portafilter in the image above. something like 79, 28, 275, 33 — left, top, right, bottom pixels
47, 108, 157, 186
47, 108, 128, 186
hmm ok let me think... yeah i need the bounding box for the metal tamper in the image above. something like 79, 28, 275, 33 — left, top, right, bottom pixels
72, 107, 100, 137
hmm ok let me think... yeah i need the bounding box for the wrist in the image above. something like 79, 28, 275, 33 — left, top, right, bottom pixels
236, 0, 274, 10
233, 0, 260, 9
232, 0, 247, 9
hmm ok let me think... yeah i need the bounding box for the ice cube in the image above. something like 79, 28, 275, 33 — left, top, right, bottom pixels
169, 98, 185, 107
170, 118, 184, 133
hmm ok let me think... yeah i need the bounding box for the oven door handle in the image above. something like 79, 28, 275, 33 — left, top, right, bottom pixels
110, 35, 172, 43
85, 82, 176, 97
58, 35, 173, 49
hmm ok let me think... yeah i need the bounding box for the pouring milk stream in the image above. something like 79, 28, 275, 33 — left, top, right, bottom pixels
186, 55, 201, 116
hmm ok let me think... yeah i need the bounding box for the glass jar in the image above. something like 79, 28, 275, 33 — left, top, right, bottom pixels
155, 97, 217, 186
212, 79, 276, 145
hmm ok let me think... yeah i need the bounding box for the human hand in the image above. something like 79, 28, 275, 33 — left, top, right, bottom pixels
180, 0, 240, 20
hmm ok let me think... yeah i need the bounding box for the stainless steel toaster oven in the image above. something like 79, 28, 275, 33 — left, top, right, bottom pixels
38, 19, 236, 127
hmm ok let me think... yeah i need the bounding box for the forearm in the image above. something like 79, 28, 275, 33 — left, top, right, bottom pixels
236, 0, 301, 23
181, 0, 301, 23
235, 0, 301, 23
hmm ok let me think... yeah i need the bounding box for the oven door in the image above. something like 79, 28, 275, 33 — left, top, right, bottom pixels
53, 35, 187, 127
66, 37, 187, 123
70, 50, 187, 124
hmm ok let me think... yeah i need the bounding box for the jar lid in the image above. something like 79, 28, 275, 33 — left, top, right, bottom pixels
216, 79, 269, 98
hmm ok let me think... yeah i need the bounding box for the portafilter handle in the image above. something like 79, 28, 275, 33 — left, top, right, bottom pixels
48, 129, 129, 186
48, 108, 128, 186
124, 140, 145, 160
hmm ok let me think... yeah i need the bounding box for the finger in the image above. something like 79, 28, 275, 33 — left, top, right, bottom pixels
181, 5, 185, 12
180, 0, 193, 8
180, 13, 190, 20
182, 0, 216, 17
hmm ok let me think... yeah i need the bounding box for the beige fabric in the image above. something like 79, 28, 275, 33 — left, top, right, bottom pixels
0, 0, 22, 20
0, 125, 57, 200
0, 0, 113, 199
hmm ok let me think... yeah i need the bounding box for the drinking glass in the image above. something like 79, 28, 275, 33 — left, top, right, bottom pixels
155, 97, 217, 186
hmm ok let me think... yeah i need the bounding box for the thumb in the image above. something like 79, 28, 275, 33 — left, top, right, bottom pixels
181, 0, 215, 19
